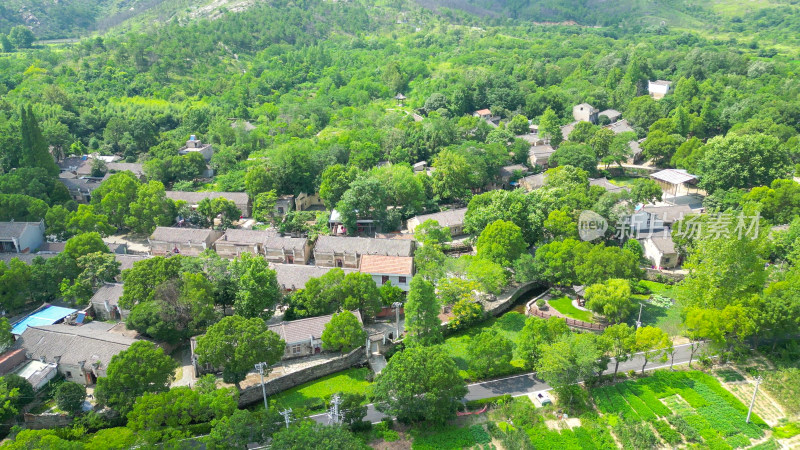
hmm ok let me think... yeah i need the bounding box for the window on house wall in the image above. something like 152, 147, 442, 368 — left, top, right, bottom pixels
382, 276, 390, 284
291, 345, 301, 355
399, 276, 407, 284
66, 371, 72, 377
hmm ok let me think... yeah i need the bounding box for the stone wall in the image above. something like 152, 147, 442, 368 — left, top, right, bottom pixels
238, 347, 367, 407
644, 269, 684, 283
23, 413, 73, 430
484, 282, 544, 317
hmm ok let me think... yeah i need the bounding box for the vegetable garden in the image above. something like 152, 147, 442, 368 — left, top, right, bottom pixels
591, 371, 769, 449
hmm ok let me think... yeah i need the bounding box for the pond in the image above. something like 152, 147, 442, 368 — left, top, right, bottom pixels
507, 284, 548, 315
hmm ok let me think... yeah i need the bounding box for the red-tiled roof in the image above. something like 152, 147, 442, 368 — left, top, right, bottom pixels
359, 255, 413, 275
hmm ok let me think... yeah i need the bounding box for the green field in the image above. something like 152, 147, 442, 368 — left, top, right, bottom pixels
261, 367, 371, 413
548, 296, 595, 323
439, 312, 528, 379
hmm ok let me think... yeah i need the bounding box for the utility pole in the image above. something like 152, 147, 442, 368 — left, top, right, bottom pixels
254, 362, 269, 410
327, 394, 342, 424
635, 303, 643, 329
279, 408, 293, 429
392, 301, 402, 340
746, 376, 762, 424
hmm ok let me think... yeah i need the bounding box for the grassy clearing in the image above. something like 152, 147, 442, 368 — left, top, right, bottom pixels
548, 296, 594, 323
264, 367, 371, 413
440, 312, 527, 378
631, 281, 684, 336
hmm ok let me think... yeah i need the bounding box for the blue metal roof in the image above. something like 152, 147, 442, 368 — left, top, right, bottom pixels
11, 306, 78, 335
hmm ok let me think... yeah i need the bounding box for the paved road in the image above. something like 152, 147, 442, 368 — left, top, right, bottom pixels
309, 342, 701, 424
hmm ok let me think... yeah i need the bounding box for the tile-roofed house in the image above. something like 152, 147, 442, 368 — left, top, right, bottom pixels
264, 236, 311, 265
268, 311, 363, 359
0, 253, 58, 265
529, 143, 556, 168
495, 164, 529, 189
178, 135, 214, 161
573, 103, 598, 123
115, 254, 150, 272
590, 177, 630, 194
628, 139, 644, 164
314, 236, 415, 268
360, 255, 414, 291
0, 220, 45, 253
406, 208, 467, 236
213, 228, 278, 259
149, 227, 224, 257
641, 204, 694, 225
15, 360, 58, 391
12, 322, 140, 385
90, 283, 128, 321
58, 156, 90, 174
642, 235, 679, 269
598, 109, 622, 123
271, 264, 357, 292
604, 119, 635, 134
37, 242, 65, 254
165, 191, 250, 217
560, 121, 578, 141
519, 173, 547, 192
59, 175, 104, 203
374, 232, 416, 240
106, 162, 146, 180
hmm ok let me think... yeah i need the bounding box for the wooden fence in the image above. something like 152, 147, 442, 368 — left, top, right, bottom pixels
528, 308, 606, 331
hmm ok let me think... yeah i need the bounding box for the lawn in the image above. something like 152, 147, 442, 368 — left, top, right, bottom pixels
547, 296, 594, 323
440, 312, 527, 378
260, 367, 371, 413
630, 281, 684, 336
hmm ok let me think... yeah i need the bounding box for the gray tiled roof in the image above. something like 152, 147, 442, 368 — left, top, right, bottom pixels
264, 236, 308, 251
268, 311, 362, 345
150, 227, 219, 244
409, 208, 467, 229
59, 177, 104, 193
219, 229, 278, 245
605, 119, 635, 134
272, 264, 356, 290
12, 322, 138, 369
0, 253, 57, 265
649, 236, 676, 254
314, 236, 414, 257
106, 162, 145, 177
590, 177, 630, 193
115, 254, 150, 272
0, 222, 41, 240
89, 284, 124, 308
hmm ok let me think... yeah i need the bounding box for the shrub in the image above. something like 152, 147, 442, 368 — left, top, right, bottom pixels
651, 419, 682, 445
466, 394, 511, 409
773, 422, 800, 439
382, 429, 400, 442
536, 298, 547, 310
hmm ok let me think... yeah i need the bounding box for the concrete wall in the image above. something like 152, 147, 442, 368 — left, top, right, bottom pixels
215, 242, 261, 259
484, 281, 543, 317
367, 273, 411, 291
238, 347, 367, 407
314, 251, 359, 268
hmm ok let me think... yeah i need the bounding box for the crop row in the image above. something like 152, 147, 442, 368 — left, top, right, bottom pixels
616, 384, 656, 421
683, 413, 734, 450
651, 419, 682, 445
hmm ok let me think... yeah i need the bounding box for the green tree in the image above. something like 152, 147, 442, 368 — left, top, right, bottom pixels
449, 297, 485, 331
321, 311, 366, 353
413, 244, 447, 282
404, 276, 442, 346
431, 149, 472, 202
340, 272, 382, 320
517, 316, 570, 370
537, 333, 602, 407
20, 106, 60, 176
95, 341, 177, 414
91, 171, 141, 228
476, 219, 526, 266
319, 164, 357, 208
60, 252, 120, 305
464, 188, 544, 245
584, 279, 633, 324
698, 133, 791, 193
245, 166, 276, 200
120, 255, 184, 308
634, 326, 669, 374
206, 409, 281, 450
601, 323, 636, 380
0, 318, 13, 352
543, 208, 578, 241
229, 253, 281, 319
0, 377, 20, 421
3, 374, 33, 411
413, 219, 452, 246
373, 346, 467, 424
625, 96, 661, 133
197, 197, 241, 229
8, 26, 35, 49
252, 190, 278, 224
125, 181, 176, 234
64, 232, 109, 260
126, 384, 237, 433
55, 382, 86, 414
549, 142, 597, 174
539, 108, 562, 147
508, 114, 530, 135
575, 244, 640, 286
0, 35, 13, 53
271, 422, 367, 450
640, 130, 685, 167
335, 177, 388, 235
630, 179, 663, 204
468, 331, 513, 379
195, 316, 285, 388
0, 259, 32, 312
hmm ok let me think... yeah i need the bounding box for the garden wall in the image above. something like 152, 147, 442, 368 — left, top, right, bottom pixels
23, 412, 73, 430
644, 269, 684, 283
238, 347, 367, 407
484, 282, 543, 317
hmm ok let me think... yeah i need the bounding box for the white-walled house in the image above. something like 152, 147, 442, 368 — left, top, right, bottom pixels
642, 236, 680, 269
359, 254, 414, 291
648, 80, 672, 100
